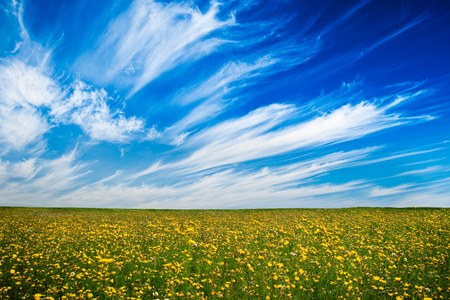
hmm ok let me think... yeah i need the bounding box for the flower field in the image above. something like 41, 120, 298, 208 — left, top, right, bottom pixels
0, 208, 449, 300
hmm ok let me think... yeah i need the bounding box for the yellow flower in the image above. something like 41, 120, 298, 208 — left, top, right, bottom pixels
373, 276, 380, 281
395, 277, 401, 281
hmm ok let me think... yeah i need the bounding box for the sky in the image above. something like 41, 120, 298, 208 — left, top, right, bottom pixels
0, 0, 449, 209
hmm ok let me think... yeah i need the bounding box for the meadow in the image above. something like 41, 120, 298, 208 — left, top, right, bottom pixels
0, 207, 449, 300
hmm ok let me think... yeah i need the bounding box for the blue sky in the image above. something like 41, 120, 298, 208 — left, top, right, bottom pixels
0, 0, 449, 208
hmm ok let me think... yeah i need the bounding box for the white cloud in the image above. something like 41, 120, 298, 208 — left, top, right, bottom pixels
0, 58, 148, 148
176, 58, 275, 106
369, 184, 413, 197
0, 160, 8, 184
10, 158, 40, 180
384, 177, 450, 207
0, 59, 60, 107
0, 59, 58, 152
28, 150, 89, 192
57, 149, 373, 209
396, 166, 442, 177
75, 0, 234, 96
163, 58, 277, 144
354, 148, 443, 166
0, 4, 152, 150
170, 101, 406, 172
52, 81, 145, 143
0, 104, 50, 152
57, 178, 366, 209
0, 149, 89, 206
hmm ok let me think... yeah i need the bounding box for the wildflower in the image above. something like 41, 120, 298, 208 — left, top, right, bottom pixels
188, 239, 198, 246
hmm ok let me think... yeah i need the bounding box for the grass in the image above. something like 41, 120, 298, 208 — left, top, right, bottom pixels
0, 207, 449, 299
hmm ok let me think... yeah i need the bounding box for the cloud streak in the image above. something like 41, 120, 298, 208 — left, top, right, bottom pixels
75, 0, 234, 96
135, 95, 429, 179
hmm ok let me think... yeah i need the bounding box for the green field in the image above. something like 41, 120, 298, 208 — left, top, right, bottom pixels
0, 207, 449, 299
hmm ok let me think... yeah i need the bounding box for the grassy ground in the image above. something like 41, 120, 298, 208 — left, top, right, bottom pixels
0, 207, 449, 299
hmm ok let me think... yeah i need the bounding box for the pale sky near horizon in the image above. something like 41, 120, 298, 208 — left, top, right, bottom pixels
0, 0, 449, 208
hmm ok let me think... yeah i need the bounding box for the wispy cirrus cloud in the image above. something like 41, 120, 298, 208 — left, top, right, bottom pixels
75, 0, 234, 96
164, 57, 276, 145
396, 166, 443, 177
175, 58, 275, 106
137, 98, 427, 178
57, 147, 374, 208
0, 148, 88, 204
369, 184, 414, 197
